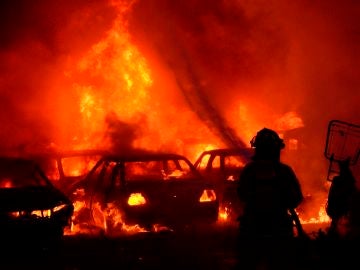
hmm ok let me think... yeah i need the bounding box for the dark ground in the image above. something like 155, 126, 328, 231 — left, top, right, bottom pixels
0, 222, 357, 270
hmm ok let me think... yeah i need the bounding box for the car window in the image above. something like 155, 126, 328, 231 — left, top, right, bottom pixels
124, 159, 196, 181
61, 155, 101, 177
102, 161, 117, 188
166, 159, 193, 179
85, 160, 114, 190
224, 155, 247, 169
212, 156, 221, 169
125, 161, 163, 181
39, 158, 60, 181
0, 166, 48, 188
197, 154, 211, 170
38, 154, 102, 182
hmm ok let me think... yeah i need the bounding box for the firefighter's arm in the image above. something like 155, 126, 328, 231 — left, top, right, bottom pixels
237, 164, 252, 202
287, 166, 304, 208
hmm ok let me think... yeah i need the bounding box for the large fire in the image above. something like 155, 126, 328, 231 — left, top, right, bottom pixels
1, 0, 359, 236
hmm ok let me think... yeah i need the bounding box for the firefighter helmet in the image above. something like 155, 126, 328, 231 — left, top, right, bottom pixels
250, 128, 285, 150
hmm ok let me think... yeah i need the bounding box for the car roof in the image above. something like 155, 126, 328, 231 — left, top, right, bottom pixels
101, 152, 193, 163
0, 156, 40, 169
197, 148, 254, 159
194, 148, 253, 166
0, 156, 51, 182
200, 148, 252, 154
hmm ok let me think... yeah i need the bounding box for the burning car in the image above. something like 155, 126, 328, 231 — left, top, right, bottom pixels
0, 156, 74, 245
73, 151, 219, 234
34, 149, 106, 198
194, 148, 253, 222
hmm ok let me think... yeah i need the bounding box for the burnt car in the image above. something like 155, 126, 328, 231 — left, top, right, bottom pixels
194, 148, 253, 222
33, 149, 106, 198
0, 157, 74, 245
74, 152, 219, 233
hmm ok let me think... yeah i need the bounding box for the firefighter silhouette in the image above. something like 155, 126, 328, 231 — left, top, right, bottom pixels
326, 158, 356, 238
236, 128, 304, 269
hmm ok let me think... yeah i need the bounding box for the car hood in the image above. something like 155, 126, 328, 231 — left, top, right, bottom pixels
0, 186, 71, 212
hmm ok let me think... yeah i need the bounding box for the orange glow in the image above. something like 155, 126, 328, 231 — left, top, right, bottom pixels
3, 1, 349, 237
199, 189, 217, 202
56, 11, 331, 237
167, 169, 184, 178
192, 144, 223, 163
62, 156, 100, 177
288, 138, 298, 150
9, 212, 20, 218
298, 205, 330, 224
0, 179, 13, 188
275, 111, 304, 131
66, 199, 148, 236
127, 193, 146, 206
218, 206, 230, 221
79, 91, 96, 120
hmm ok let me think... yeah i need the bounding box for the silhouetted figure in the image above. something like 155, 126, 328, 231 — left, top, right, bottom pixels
326, 158, 356, 238
236, 128, 304, 270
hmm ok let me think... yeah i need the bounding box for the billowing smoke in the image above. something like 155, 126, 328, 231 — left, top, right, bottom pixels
0, 0, 359, 215
127, 0, 360, 198
104, 111, 146, 153
128, 0, 360, 135
129, 0, 360, 124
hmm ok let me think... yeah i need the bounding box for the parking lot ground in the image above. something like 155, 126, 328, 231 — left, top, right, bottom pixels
0, 221, 356, 270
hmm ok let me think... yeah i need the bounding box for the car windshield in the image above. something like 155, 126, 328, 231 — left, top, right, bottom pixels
224, 155, 247, 168
62, 155, 101, 177
0, 160, 49, 188
38, 154, 102, 181
125, 159, 196, 181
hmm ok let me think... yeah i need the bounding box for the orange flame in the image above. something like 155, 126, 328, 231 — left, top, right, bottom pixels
128, 193, 146, 206
55, 2, 331, 236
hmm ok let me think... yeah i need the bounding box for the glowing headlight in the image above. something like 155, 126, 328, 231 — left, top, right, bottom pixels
8, 203, 69, 219
30, 204, 68, 218
127, 192, 146, 206
9, 211, 20, 218
31, 209, 51, 218
53, 203, 68, 212
199, 189, 217, 202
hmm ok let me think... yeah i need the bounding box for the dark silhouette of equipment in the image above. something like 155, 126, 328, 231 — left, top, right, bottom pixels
324, 120, 360, 238
324, 120, 360, 181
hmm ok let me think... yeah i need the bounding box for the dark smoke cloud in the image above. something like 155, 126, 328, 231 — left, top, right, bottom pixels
127, 0, 291, 150
129, 0, 288, 93
128, 0, 360, 195
0, 0, 115, 51
104, 111, 146, 153
0, 0, 359, 189
128, 0, 360, 124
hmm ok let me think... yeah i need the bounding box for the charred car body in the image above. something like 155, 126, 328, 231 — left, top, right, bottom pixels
33, 149, 105, 198
73, 152, 219, 233
194, 148, 253, 222
0, 157, 74, 245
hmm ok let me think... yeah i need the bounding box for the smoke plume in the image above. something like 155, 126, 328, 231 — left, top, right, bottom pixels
0, 0, 359, 205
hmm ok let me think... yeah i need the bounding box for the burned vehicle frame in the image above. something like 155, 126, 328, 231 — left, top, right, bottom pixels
33, 149, 106, 198
73, 152, 219, 233
194, 148, 253, 222
0, 157, 74, 247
